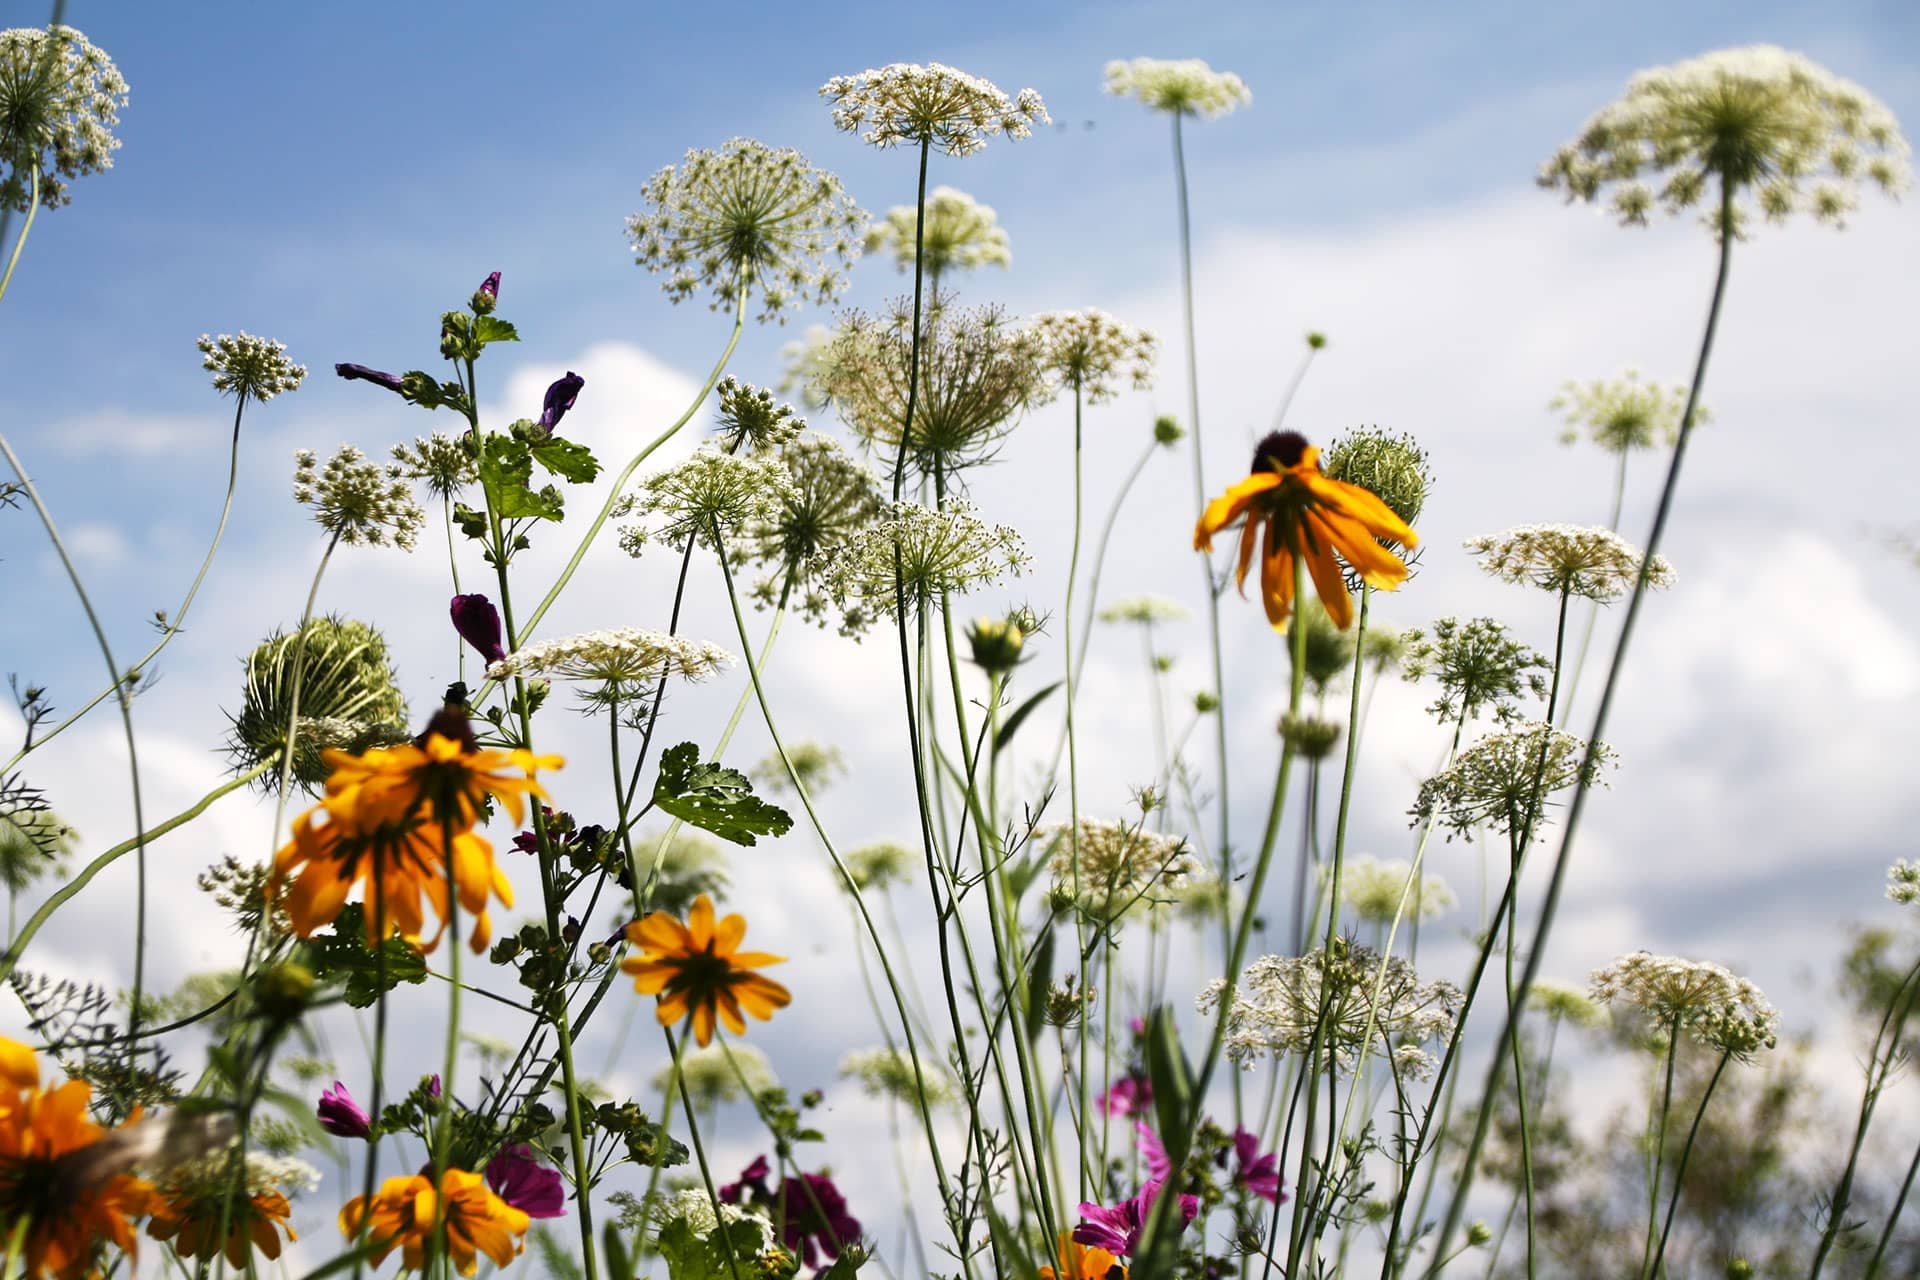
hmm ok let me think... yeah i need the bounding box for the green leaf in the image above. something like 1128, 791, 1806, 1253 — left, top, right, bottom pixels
995, 680, 1061, 752
602, 1223, 634, 1280
1024, 925, 1055, 1044
474, 315, 520, 347
531, 435, 602, 484
304, 905, 428, 1008
1146, 1004, 1195, 1167
656, 1215, 765, 1280
652, 742, 794, 847
479, 434, 565, 522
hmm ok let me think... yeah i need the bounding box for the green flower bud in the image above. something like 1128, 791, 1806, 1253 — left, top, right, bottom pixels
966, 617, 1026, 675
1466, 1220, 1493, 1248
227, 617, 410, 792
1306, 331, 1329, 350
255, 962, 315, 1020
1280, 713, 1344, 760
1153, 413, 1185, 446
1322, 426, 1433, 527
1193, 690, 1220, 714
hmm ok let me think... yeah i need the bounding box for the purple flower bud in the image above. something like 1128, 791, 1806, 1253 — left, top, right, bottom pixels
486, 1144, 567, 1218
479, 271, 501, 300
318, 1080, 372, 1139
536, 371, 585, 432
427, 1074, 442, 1099
335, 363, 407, 394
450, 594, 507, 666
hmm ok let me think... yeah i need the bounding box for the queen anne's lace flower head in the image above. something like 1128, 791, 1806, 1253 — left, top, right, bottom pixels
1410, 722, 1616, 841
391, 433, 478, 501
1551, 369, 1708, 453
1590, 952, 1780, 1058
293, 447, 424, 549
1099, 595, 1190, 625
1888, 860, 1920, 906
199, 333, 307, 402
0, 24, 127, 211
1028, 308, 1159, 404
712, 377, 804, 454
1527, 978, 1612, 1030
739, 433, 886, 638
840, 1046, 960, 1106
1539, 45, 1911, 233
1466, 524, 1676, 603
1401, 617, 1551, 727
827, 498, 1029, 617
626, 138, 866, 323
821, 62, 1048, 157
1048, 818, 1198, 923
1331, 854, 1456, 926
617, 449, 798, 555
1104, 57, 1251, 119
865, 186, 1012, 278
487, 629, 734, 686
842, 840, 917, 893
1198, 940, 1460, 1076
653, 1042, 776, 1112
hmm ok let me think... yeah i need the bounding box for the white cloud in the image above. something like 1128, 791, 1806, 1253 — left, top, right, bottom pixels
50, 406, 219, 457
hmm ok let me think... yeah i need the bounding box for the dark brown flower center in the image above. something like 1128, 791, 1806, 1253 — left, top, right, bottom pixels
1252, 430, 1309, 473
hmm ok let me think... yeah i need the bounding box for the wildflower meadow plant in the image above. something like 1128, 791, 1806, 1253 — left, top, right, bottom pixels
1, 27, 1915, 1280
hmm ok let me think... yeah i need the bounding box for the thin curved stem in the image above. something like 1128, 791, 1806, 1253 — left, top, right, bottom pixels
1649, 1048, 1730, 1279
0, 167, 40, 306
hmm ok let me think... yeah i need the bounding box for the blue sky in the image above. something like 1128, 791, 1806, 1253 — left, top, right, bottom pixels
4, 1, 1919, 1269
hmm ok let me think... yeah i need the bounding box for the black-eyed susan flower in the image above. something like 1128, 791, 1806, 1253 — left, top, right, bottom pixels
0, 1037, 152, 1280
146, 1152, 311, 1267
1192, 430, 1417, 631
339, 1168, 530, 1277
622, 894, 790, 1047
321, 707, 557, 833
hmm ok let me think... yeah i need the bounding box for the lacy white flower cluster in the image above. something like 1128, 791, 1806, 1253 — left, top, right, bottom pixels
198, 333, 307, 403
1539, 45, 1912, 231
842, 840, 917, 893
821, 62, 1048, 156
865, 186, 1011, 278
654, 1042, 776, 1112
1466, 524, 1675, 603
390, 432, 477, 500
1550, 369, 1708, 453
1526, 978, 1612, 1030
1887, 859, 1920, 906
618, 448, 798, 554
840, 1045, 960, 1106
652, 1187, 771, 1247
753, 740, 845, 795
486, 629, 734, 685
1401, 616, 1552, 727
713, 377, 805, 454
1332, 854, 1456, 926
1590, 951, 1780, 1058
1411, 722, 1616, 842
827, 498, 1029, 616
738, 432, 886, 638
1028, 307, 1159, 404
1103, 57, 1251, 119
154, 1150, 322, 1200
1047, 818, 1198, 922
292, 447, 424, 549
1099, 595, 1190, 625
1199, 942, 1461, 1078
0, 24, 127, 211
626, 137, 865, 323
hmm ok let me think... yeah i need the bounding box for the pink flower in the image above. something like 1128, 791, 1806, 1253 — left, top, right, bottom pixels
1097, 1071, 1152, 1118
317, 1080, 371, 1139
1072, 1180, 1198, 1257
486, 1145, 566, 1218
1136, 1121, 1173, 1182
450, 594, 507, 665
1229, 1128, 1284, 1204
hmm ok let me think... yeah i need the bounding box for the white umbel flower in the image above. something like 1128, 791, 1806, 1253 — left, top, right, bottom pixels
198, 333, 306, 402
827, 498, 1029, 616
1590, 952, 1780, 1057
821, 62, 1048, 156
1047, 818, 1198, 922
486, 629, 734, 684
1465, 524, 1675, 602
1331, 854, 1456, 926
1028, 307, 1159, 404
840, 1046, 960, 1107
292, 447, 423, 549
1104, 57, 1251, 119
866, 186, 1011, 278
1539, 45, 1911, 232
0, 24, 127, 211
1099, 595, 1190, 625
1550, 369, 1708, 453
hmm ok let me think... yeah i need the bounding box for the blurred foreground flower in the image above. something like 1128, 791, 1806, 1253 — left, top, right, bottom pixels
339, 1167, 530, 1276
866, 186, 1011, 280
1104, 57, 1250, 119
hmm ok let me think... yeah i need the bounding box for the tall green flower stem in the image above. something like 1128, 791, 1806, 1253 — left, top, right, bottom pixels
1866, 1134, 1920, 1279
1483, 1015, 1563, 1278
0, 167, 39, 306
1555, 448, 1631, 731
1140, 556, 1306, 1279
1637, 1013, 1684, 1280
265, 533, 342, 873
1426, 178, 1736, 1278
0, 760, 270, 987
0, 432, 152, 1038
5, 394, 250, 771
1810, 954, 1920, 1276
1647, 1044, 1730, 1280
712, 536, 973, 1277
1058, 380, 1096, 1198
664, 1025, 747, 1280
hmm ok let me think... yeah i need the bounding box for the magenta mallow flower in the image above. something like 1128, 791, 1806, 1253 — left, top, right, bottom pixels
778, 1170, 862, 1268
1229, 1128, 1283, 1204
720, 1155, 773, 1205
1097, 1071, 1151, 1118
1072, 1180, 1198, 1257
317, 1080, 371, 1139
536, 371, 584, 432
335, 363, 407, 394
450, 594, 507, 666
1136, 1121, 1172, 1182
478, 271, 501, 301
485, 1144, 566, 1218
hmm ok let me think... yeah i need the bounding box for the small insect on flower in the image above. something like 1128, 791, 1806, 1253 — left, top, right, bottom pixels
821, 62, 1048, 157
621, 894, 791, 1047
338, 1167, 531, 1277
1104, 57, 1252, 119
1193, 431, 1418, 631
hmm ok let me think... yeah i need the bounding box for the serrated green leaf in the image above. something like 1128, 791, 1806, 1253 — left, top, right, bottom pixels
304, 905, 427, 1008
479, 434, 565, 522
531, 435, 602, 484
474, 315, 520, 346
653, 742, 793, 847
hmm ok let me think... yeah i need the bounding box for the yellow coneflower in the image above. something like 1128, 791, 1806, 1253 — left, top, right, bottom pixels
272, 806, 513, 952
148, 1172, 299, 1268
322, 707, 558, 832
622, 895, 791, 1047
1039, 1231, 1127, 1280
339, 1168, 530, 1277
0, 1039, 152, 1280
1193, 430, 1417, 631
